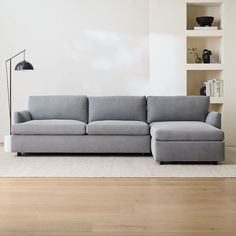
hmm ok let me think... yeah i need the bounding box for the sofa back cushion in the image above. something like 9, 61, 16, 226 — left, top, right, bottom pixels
28, 96, 88, 122
147, 96, 209, 123
88, 96, 147, 122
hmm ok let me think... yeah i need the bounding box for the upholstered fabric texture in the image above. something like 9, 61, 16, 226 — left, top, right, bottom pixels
14, 110, 32, 123
205, 111, 221, 129
28, 96, 88, 122
151, 140, 225, 162
10, 135, 151, 153
12, 120, 86, 135
86, 120, 149, 135
10, 95, 224, 162
147, 96, 210, 123
150, 121, 224, 141
88, 96, 147, 122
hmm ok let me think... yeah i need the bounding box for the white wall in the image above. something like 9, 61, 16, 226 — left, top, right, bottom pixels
0, 0, 149, 139
149, 0, 186, 95
1, 0, 236, 146
222, 0, 236, 146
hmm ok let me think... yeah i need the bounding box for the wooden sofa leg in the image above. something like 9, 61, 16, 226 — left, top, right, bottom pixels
17, 152, 22, 157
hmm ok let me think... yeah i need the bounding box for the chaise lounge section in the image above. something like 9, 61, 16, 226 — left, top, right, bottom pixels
147, 96, 224, 163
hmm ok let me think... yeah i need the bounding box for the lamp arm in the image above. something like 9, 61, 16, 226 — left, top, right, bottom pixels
5, 49, 26, 62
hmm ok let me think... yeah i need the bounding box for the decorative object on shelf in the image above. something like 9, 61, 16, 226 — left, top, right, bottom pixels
202, 49, 212, 63
5, 49, 34, 135
204, 79, 224, 97
195, 57, 202, 64
187, 48, 202, 63
200, 86, 206, 96
196, 16, 214, 27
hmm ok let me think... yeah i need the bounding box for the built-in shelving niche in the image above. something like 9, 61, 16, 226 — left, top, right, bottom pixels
186, 2, 223, 30
186, 1, 224, 112
187, 37, 223, 64
187, 70, 224, 111
187, 70, 222, 95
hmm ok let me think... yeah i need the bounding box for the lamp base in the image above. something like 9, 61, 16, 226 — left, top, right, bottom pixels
4, 135, 12, 152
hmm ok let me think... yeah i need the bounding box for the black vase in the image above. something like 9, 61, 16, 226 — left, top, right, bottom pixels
200, 86, 206, 96
202, 49, 212, 63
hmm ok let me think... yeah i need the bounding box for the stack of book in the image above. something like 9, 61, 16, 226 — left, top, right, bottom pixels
204, 79, 224, 97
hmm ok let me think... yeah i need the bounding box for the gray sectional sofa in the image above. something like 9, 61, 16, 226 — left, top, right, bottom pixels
5, 95, 224, 163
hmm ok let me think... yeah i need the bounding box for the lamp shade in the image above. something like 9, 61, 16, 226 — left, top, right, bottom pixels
15, 60, 34, 70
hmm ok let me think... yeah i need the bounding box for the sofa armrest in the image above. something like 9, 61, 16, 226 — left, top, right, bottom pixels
205, 111, 221, 129
14, 110, 32, 123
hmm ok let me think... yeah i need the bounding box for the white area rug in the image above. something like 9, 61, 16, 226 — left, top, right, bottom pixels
0, 148, 236, 177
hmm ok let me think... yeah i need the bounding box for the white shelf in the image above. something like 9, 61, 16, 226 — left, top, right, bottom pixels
186, 1, 222, 7
186, 30, 223, 37
210, 97, 224, 104
186, 64, 223, 70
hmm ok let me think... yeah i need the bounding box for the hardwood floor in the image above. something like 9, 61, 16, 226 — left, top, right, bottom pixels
0, 178, 235, 235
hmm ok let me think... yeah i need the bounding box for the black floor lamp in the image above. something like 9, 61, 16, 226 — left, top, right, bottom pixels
5, 49, 34, 135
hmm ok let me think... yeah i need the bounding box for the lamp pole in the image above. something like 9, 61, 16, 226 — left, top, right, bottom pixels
9, 59, 12, 134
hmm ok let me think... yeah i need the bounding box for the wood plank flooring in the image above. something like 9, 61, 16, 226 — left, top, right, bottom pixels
0, 178, 236, 235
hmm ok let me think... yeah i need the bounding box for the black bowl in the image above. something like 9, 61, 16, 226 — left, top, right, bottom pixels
196, 16, 214, 27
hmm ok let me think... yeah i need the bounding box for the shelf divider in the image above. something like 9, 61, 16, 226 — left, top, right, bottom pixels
186, 30, 223, 37
186, 64, 223, 70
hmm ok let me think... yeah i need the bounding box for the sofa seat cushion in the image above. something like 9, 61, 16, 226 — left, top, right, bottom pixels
12, 120, 86, 135
86, 120, 149, 135
150, 121, 224, 141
